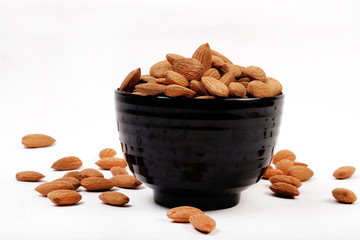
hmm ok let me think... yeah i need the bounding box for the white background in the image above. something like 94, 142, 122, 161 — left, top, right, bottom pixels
1, 0, 360, 239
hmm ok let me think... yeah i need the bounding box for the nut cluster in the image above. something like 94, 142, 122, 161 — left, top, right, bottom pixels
118, 43, 282, 99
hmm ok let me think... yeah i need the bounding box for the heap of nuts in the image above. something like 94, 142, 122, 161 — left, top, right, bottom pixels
118, 43, 282, 99
17, 134, 141, 206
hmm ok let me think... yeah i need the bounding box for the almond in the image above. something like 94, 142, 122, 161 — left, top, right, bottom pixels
293, 162, 308, 167
150, 60, 174, 78
192, 43, 212, 71
269, 182, 300, 197
287, 166, 314, 181
195, 96, 216, 99
134, 83, 166, 96
63, 171, 86, 181
203, 68, 221, 80
155, 78, 169, 85
110, 175, 142, 189
16, 171, 45, 182
332, 188, 357, 204
51, 156, 82, 171
81, 177, 115, 191
110, 166, 128, 176
99, 148, 117, 159
22, 134, 55, 148
245, 66, 266, 81
190, 80, 209, 96
167, 206, 204, 223
262, 168, 284, 179
164, 84, 196, 98
96, 157, 127, 170
219, 71, 236, 86
211, 55, 225, 68
239, 81, 249, 88
53, 177, 81, 189
220, 63, 242, 78
201, 76, 230, 97
239, 77, 251, 82
47, 190, 82, 206
140, 75, 157, 83
99, 192, 130, 206
189, 214, 216, 233
164, 71, 189, 87
119, 68, 141, 92
80, 168, 104, 178
265, 77, 282, 96
229, 82, 246, 97
272, 150, 296, 164
275, 159, 294, 175
35, 181, 74, 196
269, 175, 302, 188
173, 58, 204, 80
333, 166, 356, 179
211, 49, 232, 64
166, 53, 185, 65
247, 80, 273, 98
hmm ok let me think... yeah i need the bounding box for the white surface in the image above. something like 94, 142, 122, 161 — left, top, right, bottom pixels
1, 0, 360, 239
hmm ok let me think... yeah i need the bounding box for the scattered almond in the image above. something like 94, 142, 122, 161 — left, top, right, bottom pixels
95, 157, 127, 170
269, 175, 302, 188
110, 166, 128, 176
99, 148, 117, 159
275, 159, 294, 175
332, 188, 357, 204
63, 171, 86, 181
110, 175, 142, 189
80, 168, 104, 178
35, 181, 74, 196
99, 192, 130, 206
47, 190, 82, 206
333, 166, 356, 179
22, 134, 55, 148
189, 214, 216, 233
272, 150, 296, 164
16, 171, 45, 182
51, 156, 83, 171
269, 182, 300, 197
262, 168, 284, 179
81, 177, 115, 191
53, 177, 81, 189
287, 166, 314, 181
167, 206, 204, 223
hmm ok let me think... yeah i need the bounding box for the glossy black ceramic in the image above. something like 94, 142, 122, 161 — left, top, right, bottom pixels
115, 91, 284, 210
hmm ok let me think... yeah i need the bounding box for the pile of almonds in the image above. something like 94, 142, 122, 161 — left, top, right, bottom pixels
119, 43, 282, 99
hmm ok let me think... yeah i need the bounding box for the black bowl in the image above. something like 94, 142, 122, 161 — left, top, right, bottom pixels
115, 91, 284, 210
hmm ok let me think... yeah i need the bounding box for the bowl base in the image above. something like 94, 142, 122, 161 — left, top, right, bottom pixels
153, 189, 240, 210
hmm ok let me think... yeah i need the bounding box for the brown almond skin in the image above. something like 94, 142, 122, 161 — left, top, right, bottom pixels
173, 58, 204, 81
219, 71, 236, 86
269, 182, 300, 197
166, 53, 185, 65
201, 76, 230, 97
287, 166, 314, 181
51, 156, 82, 171
269, 175, 302, 188
99, 148, 117, 159
96, 157, 127, 170
229, 82, 246, 97
22, 134, 55, 148
333, 166, 356, 179
211, 49, 232, 64
245, 65, 266, 81
189, 214, 216, 233
167, 206, 204, 223
80, 168, 104, 178
110, 175, 142, 189
16, 171, 45, 182
164, 71, 189, 87
47, 190, 82, 206
63, 171, 86, 181
192, 43, 212, 71
53, 177, 81, 189
332, 188, 357, 204
211, 55, 225, 68
99, 192, 130, 206
110, 166, 128, 176
164, 84, 196, 98
272, 150, 296, 164
262, 168, 284, 179
247, 80, 273, 98
203, 68, 221, 80
265, 77, 282, 96
190, 80, 209, 96
150, 60, 174, 78
275, 159, 294, 175
119, 68, 141, 92
134, 83, 166, 96
80, 177, 115, 191
35, 181, 74, 196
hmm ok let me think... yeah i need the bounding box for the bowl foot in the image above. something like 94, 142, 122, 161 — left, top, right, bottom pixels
153, 189, 240, 210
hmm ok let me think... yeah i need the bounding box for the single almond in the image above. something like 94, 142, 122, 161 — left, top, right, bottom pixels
164, 84, 196, 98
239, 81, 249, 88
35, 181, 74, 196
219, 71, 236, 86
119, 68, 141, 92
265, 77, 282, 96
167, 206, 204, 223
53, 177, 81, 189
63, 171, 86, 181
211, 55, 225, 68
201, 76, 230, 97
47, 190, 82, 206
269, 175, 302, 188
247, 80, 273, 98
293, 162, 308, 167
220, 63, 242, 78
287, 166, 314, 181
173, 58, 204, 81
333, 166, 356, 179
239, 77, 251, 82
99, 148, 117, 159
51, 156, 82, 171
96, 157, 127, 170
269, 182, 300, 197
332, 188, 357, 204
262, 168, 284, 179
22, 134, 55, 148
140, 75, 157, 83
192, 43, 212, 71
166, 53, 185, 65
110, 175, 142, 189
229, 82, 246, 97
203, 68, 221, 80
150, 60, 174, 78
190, 80, 209, 96
164, 71, 189, 87
211, 49, 232, 64
195, 96, 216, 99
81, 177, 115, 191
80, 168, 104, 178
134, 83, 166, 96
275, 159, 294, 175
267, 165, 274, 169
110, 166, 128, 176
245, 66, 266, 81
189, 214, 216, 233
155, 78, 169, 85
16, 171, 45, 182
272, 150, 296, 164
99, 192, 130, 206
